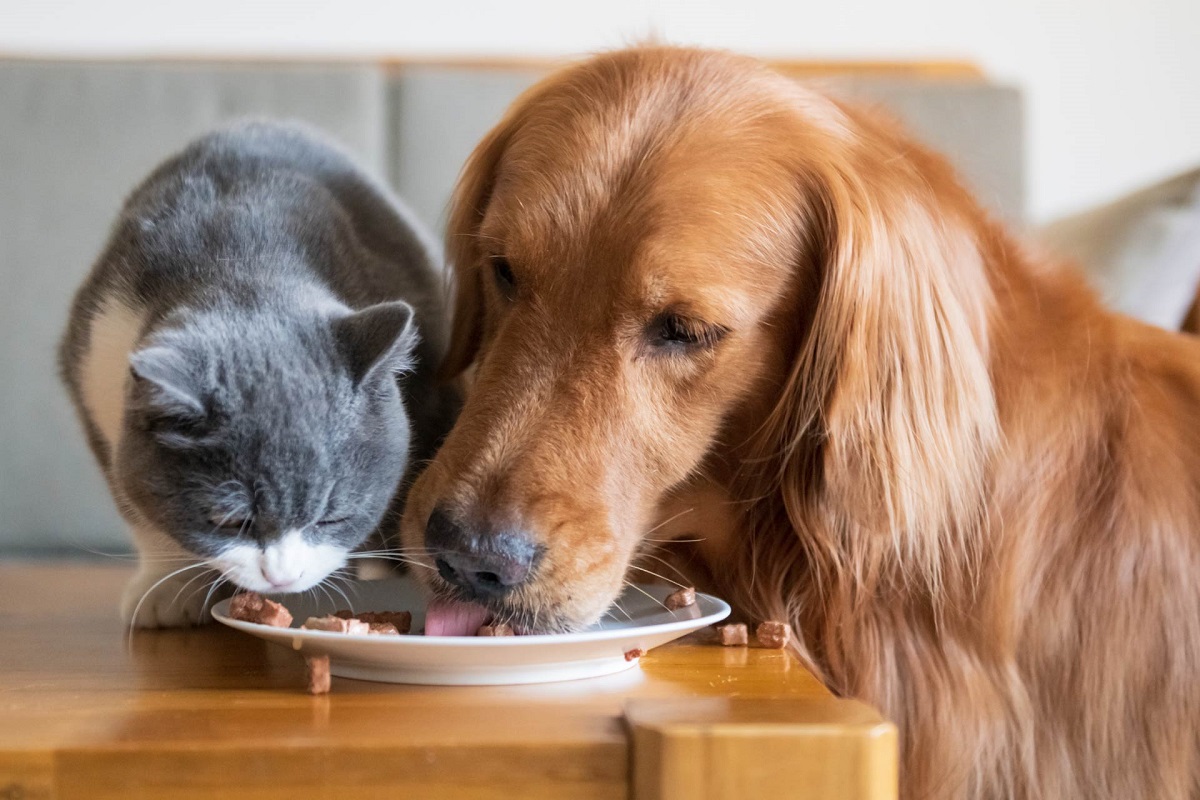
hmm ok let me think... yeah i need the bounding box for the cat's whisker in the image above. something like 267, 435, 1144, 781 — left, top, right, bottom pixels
320, 583, 342, 612
200, 574, 229, 616
311, 582, 326, 608
169, 567, 216, 610
345, 553, 435, 571
324, 573, 357, 605
182, 572, 225, 615
327, 575, 355, 591
345, 554, 430, 564
332, 571, 360, 589
70, 544, 194, 563
134, 556, 201, 563
321, 577, 353, 610
351, 547, 437, 558
125, 562, 210, 643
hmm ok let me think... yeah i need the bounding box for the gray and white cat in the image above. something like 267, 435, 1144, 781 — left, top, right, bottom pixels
59, 121, 458, 627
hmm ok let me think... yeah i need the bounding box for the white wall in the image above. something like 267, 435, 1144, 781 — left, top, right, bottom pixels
3, 0, 1198, 222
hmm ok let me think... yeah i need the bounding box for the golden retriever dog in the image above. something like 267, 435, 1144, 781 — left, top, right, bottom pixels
401, 47, 1200, 799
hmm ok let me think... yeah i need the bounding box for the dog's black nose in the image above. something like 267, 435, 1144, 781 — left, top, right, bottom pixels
425, 506, 539, 600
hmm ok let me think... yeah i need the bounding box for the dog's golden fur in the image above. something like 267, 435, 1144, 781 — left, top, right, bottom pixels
402, 47, 1200, 798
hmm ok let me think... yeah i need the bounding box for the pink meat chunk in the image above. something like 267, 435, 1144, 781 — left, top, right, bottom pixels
305, 655, 331, 695
229, 592, 293, 628
755, 620, 793, 649
664, 587, 696, 611
717, 623, 749, 646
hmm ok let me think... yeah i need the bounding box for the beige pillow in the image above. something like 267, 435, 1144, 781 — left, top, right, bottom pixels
1039, 167, 1200, 331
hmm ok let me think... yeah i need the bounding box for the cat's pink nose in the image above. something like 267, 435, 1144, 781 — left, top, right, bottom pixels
262, 566, 304, 588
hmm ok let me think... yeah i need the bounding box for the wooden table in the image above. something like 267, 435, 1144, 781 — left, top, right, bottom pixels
0, 562, 896, 800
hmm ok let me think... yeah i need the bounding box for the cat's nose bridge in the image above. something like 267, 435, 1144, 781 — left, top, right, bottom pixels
244, 463, 319, 535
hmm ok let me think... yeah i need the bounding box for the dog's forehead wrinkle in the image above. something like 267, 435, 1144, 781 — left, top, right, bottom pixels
498, 137, 799, 318
513, 84, 676, 187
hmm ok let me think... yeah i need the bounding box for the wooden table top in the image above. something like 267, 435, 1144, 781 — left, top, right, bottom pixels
0, 561, 896, 800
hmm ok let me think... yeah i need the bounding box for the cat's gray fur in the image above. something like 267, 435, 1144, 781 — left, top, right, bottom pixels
59, 120, 458, 626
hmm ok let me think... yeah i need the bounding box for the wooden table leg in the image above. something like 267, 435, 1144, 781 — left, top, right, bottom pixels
626, 697, 897, 800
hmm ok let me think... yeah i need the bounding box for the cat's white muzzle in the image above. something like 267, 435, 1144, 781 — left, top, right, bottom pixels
209, 529, 347, 594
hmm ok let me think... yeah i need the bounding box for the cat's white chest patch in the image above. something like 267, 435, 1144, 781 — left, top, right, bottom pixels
80, 298, 146, 450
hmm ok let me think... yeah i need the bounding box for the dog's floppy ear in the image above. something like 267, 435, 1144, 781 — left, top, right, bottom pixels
763, 107, 999, 576
439, 113, 521, 379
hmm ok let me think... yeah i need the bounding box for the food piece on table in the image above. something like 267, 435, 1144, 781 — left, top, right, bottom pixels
228, 591, 293, 628
624, 648, 646, 662
305, 655, 331, 695
368, 622, 400, 636
717, 623, 749, 646
301, 615, 370, 635
755, 620, 792, 649
476, 622, 514, 637
333, 609, 355, 620
664, 586, 696, 610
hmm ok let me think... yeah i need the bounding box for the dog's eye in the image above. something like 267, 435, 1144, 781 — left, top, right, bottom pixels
650, 313, 728, 352
491, 257, 517, 298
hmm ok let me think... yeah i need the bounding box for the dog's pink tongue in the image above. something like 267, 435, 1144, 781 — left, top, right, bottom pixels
424, 599, 491, 637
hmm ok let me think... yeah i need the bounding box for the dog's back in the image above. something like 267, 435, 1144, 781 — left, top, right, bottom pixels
955, 264, 1200, 798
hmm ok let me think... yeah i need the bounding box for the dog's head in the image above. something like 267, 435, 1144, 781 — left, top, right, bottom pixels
403, 47, 997, 633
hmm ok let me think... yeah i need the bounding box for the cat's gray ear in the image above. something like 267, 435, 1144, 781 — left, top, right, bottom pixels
129, 347, 206, 420
333, 301, 418, 386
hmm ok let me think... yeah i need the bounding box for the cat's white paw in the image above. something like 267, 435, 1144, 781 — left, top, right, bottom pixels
120, 566, 219, 628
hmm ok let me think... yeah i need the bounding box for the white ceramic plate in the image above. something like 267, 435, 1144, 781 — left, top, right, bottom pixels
212, 577, 730, 685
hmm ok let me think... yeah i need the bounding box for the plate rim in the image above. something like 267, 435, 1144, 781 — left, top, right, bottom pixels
212, 584, 730, 646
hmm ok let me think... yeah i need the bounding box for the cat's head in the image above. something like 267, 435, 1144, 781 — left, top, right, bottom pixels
116, 301, 418, 594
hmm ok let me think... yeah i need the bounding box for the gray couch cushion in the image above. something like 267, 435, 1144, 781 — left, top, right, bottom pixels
824, 77, 1024, 222
1039, 167, 1200, 329
390, 67, 543, 232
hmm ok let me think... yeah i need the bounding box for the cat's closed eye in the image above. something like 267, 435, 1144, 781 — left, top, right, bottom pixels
209, 515, 249, 532
316, 517, 350, 527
